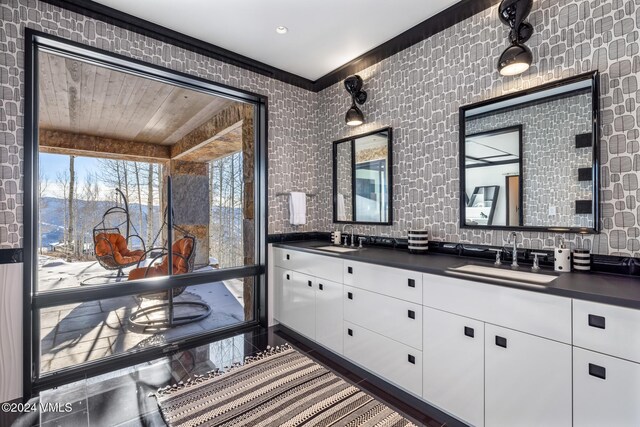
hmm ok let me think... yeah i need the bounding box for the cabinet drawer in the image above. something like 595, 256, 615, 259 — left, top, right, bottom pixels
344, 286, 422, 350
343, 260, 422, 304
573, 300, 640, 363
343, 321, 422, 397
423, 273, 571, 343
273, 247, 343, 283
573, 347, 640, 426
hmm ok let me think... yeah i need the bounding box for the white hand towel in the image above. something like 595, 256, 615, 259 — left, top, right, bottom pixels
337, 193, 346, 221
289, 192, 306, 225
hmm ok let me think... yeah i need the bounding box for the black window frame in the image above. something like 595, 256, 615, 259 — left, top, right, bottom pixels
23, 28, 269, 397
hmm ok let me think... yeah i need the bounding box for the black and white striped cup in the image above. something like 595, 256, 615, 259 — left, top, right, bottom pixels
572, 249, 591, 271
408, 230, 429, 254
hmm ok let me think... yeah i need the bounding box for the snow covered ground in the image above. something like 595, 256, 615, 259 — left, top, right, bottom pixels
38, 256, 246, 373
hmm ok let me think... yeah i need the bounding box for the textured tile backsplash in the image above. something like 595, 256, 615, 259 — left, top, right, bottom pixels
316, 0, 640, 256
2, 0, 640, 257
0, 0, 321, 249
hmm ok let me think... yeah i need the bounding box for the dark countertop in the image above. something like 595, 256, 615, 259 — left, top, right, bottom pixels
272, 240, 640, 310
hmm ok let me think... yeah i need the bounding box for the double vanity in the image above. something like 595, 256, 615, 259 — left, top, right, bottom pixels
270, 241, 640, 427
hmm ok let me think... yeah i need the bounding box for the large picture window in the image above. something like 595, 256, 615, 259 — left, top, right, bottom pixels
24, 30, 267, 394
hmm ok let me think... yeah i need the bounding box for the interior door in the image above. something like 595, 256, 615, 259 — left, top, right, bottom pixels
506, 175, 520, 226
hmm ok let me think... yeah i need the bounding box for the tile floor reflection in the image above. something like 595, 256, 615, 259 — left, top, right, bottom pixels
13, 326, 446, 427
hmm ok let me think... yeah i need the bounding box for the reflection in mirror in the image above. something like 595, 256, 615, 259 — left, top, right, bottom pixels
460, 72, 599, 233
464, 126, 521, 226
335, 141, 353, 221
333, 128, 392, 224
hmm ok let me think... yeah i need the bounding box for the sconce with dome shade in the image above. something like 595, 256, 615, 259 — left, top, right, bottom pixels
344, 75, 367, 126
497, 0, 534, 76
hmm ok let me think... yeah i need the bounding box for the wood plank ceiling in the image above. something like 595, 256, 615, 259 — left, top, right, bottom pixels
38, 51, 236, 146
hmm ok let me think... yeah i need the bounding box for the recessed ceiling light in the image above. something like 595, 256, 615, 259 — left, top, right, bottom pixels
276, 26, 288, 34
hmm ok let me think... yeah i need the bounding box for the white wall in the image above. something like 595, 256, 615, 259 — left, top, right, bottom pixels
0, 263, 23, 402
465, 164, 519, 226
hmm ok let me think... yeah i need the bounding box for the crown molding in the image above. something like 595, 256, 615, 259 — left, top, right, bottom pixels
39, 0, 499, 92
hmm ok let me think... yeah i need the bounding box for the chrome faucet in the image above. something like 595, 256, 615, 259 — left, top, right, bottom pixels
507, 231, 519, 268
342, 224, 355, 247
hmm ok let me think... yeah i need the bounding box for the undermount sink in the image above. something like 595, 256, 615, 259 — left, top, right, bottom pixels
449, 264, 558, 285
313, 245, 360, 253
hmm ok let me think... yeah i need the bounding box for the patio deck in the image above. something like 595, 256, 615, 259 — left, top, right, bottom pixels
38, 257, 246, 373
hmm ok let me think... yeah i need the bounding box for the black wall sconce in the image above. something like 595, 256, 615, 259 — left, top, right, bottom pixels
344, 75, 367, 126
497, 0, 534, 76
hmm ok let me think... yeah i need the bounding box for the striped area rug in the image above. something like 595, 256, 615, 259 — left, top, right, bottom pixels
155, 344, 418, 427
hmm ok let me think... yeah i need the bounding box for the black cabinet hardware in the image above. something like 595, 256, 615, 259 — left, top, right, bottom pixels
589, 363, 606, 379
347, 266, 353, 274
408, 278, 415, 288
348, 328, 353, 336
286, 274, 290, 280
286, 254, 290, 260
319, 283, 324, 290
408, 354, 416, 364
408, 310, 415, 319
464, 326, 475, 338
307, 280, 312, 287
495, 336, 507, 348
348, 292, 353, 300
588, 314, 606, 329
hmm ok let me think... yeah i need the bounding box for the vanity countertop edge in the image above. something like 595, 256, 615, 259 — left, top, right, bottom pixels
271, 240, 640, 310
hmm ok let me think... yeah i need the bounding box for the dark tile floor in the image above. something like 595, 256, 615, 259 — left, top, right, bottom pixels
10, 326, 447, 427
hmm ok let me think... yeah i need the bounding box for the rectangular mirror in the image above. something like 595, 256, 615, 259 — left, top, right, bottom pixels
333, 127, 392, 225
460, 72, 600, 233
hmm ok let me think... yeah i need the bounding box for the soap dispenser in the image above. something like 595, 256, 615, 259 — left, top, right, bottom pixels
332, 229, 342, 245
554, 237, 570, 272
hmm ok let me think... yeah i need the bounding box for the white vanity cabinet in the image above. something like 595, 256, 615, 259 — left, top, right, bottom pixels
344, 285, 422, 350
423, 307, 485, 427
484, 324, 572, 427
315, 278, 344, 354
273, 246, 640, 427
343, 321, 422, 396
273, 249, 344, 354
422, 274, 572, 427
276, 268, 316, 340
573, 347, 640, 427
572, 300, 640, 427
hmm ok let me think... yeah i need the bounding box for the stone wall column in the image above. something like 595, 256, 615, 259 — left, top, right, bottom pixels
242, 104, 255, 321
168, 160, 210, 269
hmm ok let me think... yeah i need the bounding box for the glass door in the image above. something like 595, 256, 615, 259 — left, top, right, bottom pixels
24, 30, 267, 395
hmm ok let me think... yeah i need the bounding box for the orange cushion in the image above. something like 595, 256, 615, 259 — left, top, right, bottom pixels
128, 238, 193, 281
95, 233, 145, 265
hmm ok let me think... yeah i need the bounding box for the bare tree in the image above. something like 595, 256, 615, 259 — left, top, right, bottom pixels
68, 156, 78, 258
133, 161, 144, 236
55, 169, 70, 255
77, 173, 100, 259
146, 163, 154, 246
38, 171, 49, 254
209, 152, 244, 268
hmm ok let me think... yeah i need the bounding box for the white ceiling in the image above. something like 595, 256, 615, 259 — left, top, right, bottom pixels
466, 131, 520, 166
94, 0, 460, 81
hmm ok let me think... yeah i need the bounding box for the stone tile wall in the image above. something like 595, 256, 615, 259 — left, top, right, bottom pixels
0, 0, 321, 249
317, 0, 640, 256
3, 0, 640, 256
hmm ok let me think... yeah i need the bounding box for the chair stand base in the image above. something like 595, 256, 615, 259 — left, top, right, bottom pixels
81, 270, 126, 286
129, 302, 211, 333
